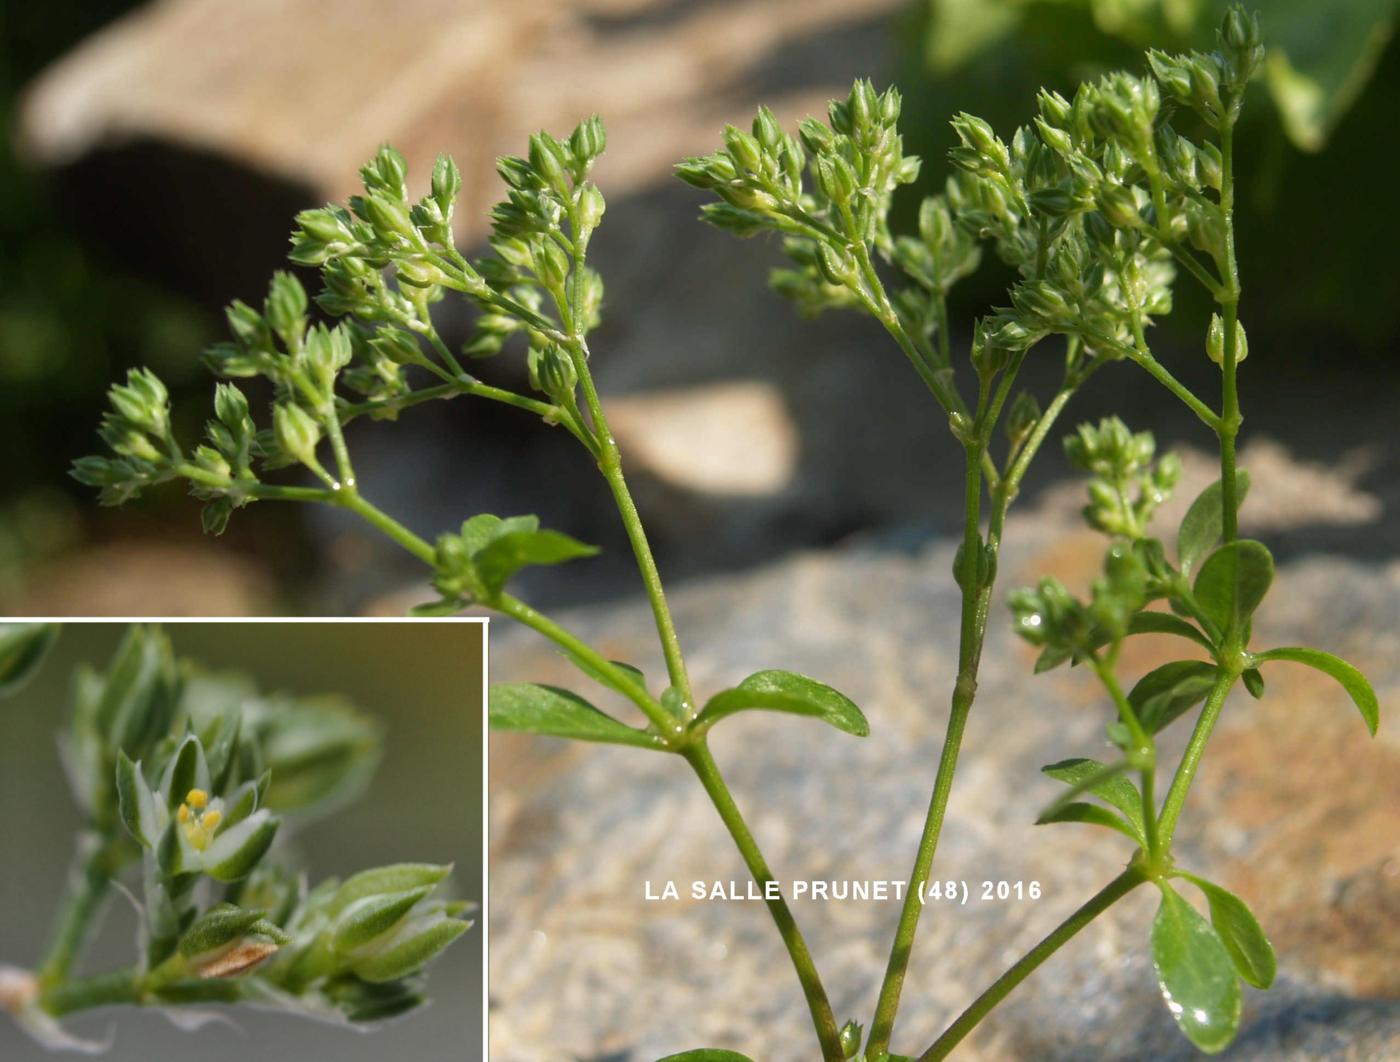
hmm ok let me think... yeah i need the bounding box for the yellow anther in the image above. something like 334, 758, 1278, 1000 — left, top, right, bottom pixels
178, 804, 191, 824
202, 809, 223, 832
186, 789, 209, 810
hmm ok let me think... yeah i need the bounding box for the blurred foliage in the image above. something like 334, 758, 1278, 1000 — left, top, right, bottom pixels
899, 0, 1400, 349
0, 1, 216, 566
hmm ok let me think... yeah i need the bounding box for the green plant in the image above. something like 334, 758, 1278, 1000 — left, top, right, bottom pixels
0, 624, 471, 1051
71, 7, 1379, 1057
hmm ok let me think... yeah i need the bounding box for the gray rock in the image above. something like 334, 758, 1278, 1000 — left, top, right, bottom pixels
487, 481, 1400, 1060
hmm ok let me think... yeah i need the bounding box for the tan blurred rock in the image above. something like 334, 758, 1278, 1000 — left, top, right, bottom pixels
6, 542, 273, 616
19, 0, 905, 242
606, 380, 799, 496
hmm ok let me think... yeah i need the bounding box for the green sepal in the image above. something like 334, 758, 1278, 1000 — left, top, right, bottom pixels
1177, 471, 1250, 576
160, 734, 210, 811
179, 903, 290, 957
1129, 660, 1219, 734
1039, 758, 1144, 839
1177, 872, 1276, 989
0, 624, 58, 698
329, 864, 452, 917
333, 887, 433, 954
203, 810, 279, 882
1193, 539, 1274, 635
115, 750, 158, 848
1150, 882, 1243, 1054
488, 683, 662, 749
1241, 667, 1265, 699
1251, 646, 1379, 736
347, 911, 470, 983
693, 670, 868, 737
1037, 800, 1145, 846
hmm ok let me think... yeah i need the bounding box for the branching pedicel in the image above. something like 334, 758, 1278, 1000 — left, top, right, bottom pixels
0, 625, 470, 1051
73, 8, 1379, 1059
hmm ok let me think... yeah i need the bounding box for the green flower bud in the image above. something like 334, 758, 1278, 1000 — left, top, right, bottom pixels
529, 235, 570, 291
361, 194, 416, 241
722, 125, 765, 175
528, 343, 578, 403
570, 115, 607, 163
528, 131, 571, 197
265, 271, 307, 349
1097, 184, 1142, 229
431, 154, 462, 215
496, 154, 536, 191
576, 183, 606, 234
179, 903, 290, 978
797, 117, 834, 155
1205, 313, 1249, 365
814, 242, 855, 286
840, 1019, 863, 1058
752, 105, 782, 150
273, 403, 323, 469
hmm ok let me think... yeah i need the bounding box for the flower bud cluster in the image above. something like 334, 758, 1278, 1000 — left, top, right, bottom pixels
1064, 416, 1182, 539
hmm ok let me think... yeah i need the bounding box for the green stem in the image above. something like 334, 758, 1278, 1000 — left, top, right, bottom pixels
335, 490, 436, 567
1120, 342, 1220, 433
868, 360, 1083, 1057
1090, 655, 1159, 860
683, 741, 843, 1062
37, 834, 121, 989
39, 970, 139, 1016
1217, 122, 1242, 544
493, 592, 679, 741
867, 443, 986, 1057
1157, 670, 1235, 847
916, 868, 1146, 1062
568, 341, 695, 710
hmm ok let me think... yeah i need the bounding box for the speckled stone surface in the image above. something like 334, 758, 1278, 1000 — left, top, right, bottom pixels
488, 466, 1400, 1061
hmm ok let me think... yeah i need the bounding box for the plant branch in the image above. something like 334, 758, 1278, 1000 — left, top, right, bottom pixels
493, 592, 679, 741
683, 741, 844, 1062
915, 867, 1147, 1061
1157, 669, 1235, 846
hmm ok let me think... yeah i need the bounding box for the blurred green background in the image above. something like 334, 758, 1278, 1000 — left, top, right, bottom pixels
0, 0, 1394, 615
0, 621, 484, 1061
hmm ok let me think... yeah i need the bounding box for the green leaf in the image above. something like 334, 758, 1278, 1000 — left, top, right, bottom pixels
0, 624, 58, 698
1150, 882, 1243, 1054
1193, 540, 1274, 634
694, 670, 869, 737
926, 0, 1023, 72
1252, 646, 1379, 736
1178, 873, 1277, 990
657, 1052, 756, 1062
1127, 611, 1216, 653
1130, 660, 1219, 734
473, 529, 599, 597
488, 683, 661, 749
1038, 800, 1144, 845
1177, 471, 1250, 576
1041, 757, 1145, 836
1264, 1, 1396, 152
561, 651, 647, 698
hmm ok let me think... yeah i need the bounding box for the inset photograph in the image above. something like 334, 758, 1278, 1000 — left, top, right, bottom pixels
0, 621, 483, 1060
